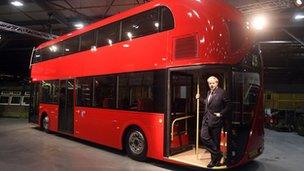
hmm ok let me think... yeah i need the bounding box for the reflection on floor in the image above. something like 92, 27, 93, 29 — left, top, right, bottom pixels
168, 148, 226, 169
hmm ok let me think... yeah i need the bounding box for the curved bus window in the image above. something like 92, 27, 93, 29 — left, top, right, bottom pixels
32, 6, 174, 64
161, 6, 174, 31
239, 46, 262, 72
122, 8, 159, 41
232, 72, 261, 125
80, 30, 96, 51
63, 36, 80, 56
97, 22, 120, 47
35, 48, 49, 62
48, 42, 63, 59
230, 71, 261, 164
33, 50, 42, 63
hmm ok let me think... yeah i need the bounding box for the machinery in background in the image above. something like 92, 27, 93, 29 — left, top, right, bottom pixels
264, 91, 304, 135
0, 90, 30, 118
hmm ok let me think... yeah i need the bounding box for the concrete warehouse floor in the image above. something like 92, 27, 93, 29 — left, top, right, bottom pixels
0, 118, 303, 171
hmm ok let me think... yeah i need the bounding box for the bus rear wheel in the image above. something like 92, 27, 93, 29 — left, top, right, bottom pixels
125, 128, 147, 161
41, 115, 50, 133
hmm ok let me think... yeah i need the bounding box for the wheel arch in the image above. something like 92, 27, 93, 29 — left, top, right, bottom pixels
121, 124, 148, 152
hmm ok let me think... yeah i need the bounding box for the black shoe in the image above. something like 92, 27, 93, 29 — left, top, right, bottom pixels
207, 161, 216, 168
214, 153, 223, 166
207, 153, 223, 168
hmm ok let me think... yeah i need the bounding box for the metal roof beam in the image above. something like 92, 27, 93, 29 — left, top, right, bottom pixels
0, 21, 57, 40
13, 15, 108, 26
33, 0, 71, 27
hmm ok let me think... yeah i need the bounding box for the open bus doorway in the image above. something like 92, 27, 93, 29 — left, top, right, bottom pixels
168, 67, 230, 169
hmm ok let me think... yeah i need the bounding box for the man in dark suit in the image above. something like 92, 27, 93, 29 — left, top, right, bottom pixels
200, 76, 230, 168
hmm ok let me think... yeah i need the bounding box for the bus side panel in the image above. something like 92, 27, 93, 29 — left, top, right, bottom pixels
74, 107, 164, 160
74, 107, 117, 146
39, 104, 59, 132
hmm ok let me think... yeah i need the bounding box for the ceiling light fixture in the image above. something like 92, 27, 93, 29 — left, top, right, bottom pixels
295, 14, 304, 20
10, 0, 24, 7
251, 15, 267, 30
295, 0, 303, 7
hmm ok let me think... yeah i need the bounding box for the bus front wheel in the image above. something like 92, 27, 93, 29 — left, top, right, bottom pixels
125, 128, 147, 161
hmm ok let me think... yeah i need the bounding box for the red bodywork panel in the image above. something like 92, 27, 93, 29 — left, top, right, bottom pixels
38, 104, 164, 160
73, 107, 164, 159
38, 104, 58, 132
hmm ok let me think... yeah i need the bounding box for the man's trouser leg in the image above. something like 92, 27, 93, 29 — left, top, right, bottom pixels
210, 125, 222, 157
201, 124, 218, 161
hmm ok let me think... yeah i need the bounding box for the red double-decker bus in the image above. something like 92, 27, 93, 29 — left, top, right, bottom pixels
29, 0, 264, 169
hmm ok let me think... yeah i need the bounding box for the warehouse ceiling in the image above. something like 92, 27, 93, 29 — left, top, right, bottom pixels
0, 0, 301, 32
0, 0, 151, 34
0, 0, 303, 85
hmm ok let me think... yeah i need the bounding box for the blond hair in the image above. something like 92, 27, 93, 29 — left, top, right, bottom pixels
207, 76, 219, 83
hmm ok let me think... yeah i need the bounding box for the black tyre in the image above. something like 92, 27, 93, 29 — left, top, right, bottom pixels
41, 115, 50, 133
125, 128, 148, 161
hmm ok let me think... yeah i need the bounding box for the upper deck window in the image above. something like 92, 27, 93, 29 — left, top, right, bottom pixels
32, 6, 174, 64
33, 48, 50, 63
80, 30, 96, 51
122, 8, 159, 41
33, 50, 42, 63
97, 22, 120, 47
48, 42, 63, 59
161, 6, 174, 31
63, 36, 80, 56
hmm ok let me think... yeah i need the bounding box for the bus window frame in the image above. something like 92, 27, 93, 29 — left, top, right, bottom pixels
31, 6, 174, 64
